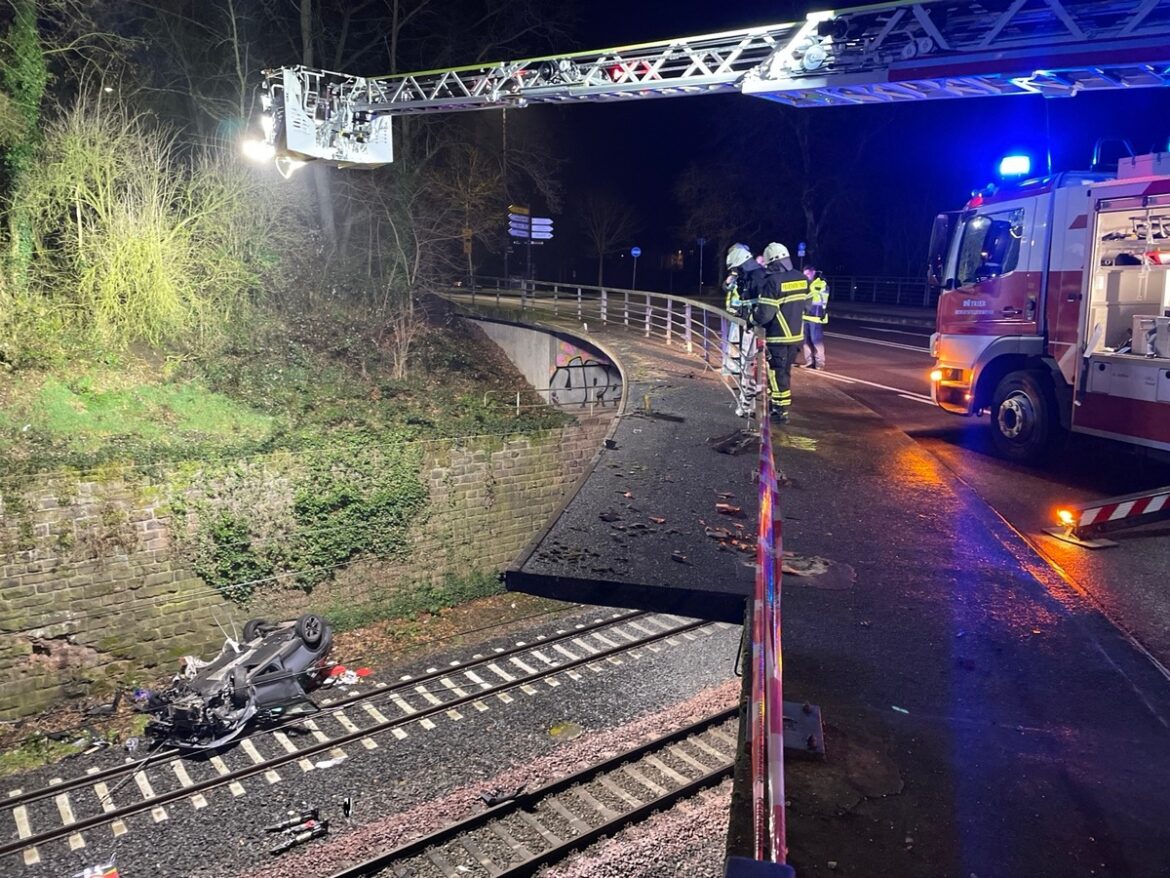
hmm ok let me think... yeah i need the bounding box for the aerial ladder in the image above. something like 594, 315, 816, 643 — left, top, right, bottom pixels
257, 0, 1170, 171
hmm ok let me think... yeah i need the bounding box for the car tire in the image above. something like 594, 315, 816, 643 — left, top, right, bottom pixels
295, 613, 326, 649
990, 370, 1060, 463
243, 618, 269, 643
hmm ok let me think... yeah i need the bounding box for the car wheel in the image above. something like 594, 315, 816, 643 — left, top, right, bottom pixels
990, 370, 1059, 463
243, 618, 269, 643
295, 613, 326, 649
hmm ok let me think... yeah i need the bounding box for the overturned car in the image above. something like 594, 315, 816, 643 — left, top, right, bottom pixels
143, 614, 334, 750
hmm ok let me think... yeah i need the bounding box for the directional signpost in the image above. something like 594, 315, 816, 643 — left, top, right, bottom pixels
630, 246, 642, 290
506, 204, 553, 285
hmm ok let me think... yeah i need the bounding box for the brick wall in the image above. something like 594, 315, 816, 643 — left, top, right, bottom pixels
0, 418, 611, 719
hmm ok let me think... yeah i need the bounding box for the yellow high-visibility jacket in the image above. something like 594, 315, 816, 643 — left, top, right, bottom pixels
804, 276, 829, 324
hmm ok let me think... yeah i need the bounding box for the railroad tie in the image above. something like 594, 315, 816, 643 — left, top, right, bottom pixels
572, 786, 618, 822
487, 820, 533, 862
545, 797, 590, 835
515, 809, 563, 847
621, 764, 667, 797
425, 846, 459, 877
596, 775, 642, 808
645, 754, 689, 785
459, 834, 502, 877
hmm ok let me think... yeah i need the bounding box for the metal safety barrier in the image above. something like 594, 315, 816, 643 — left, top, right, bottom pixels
451, 278, 751, 405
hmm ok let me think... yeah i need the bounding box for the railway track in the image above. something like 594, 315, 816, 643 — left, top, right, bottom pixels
328, 707, 739, 878
1, 611, 731, 867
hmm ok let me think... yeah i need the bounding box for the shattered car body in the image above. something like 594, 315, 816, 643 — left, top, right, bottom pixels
144, 614, 333, 750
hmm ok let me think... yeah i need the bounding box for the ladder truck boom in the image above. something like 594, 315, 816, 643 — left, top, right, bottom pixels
257, 0, 1170, 169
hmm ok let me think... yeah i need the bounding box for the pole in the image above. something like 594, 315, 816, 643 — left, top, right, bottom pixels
632, 255, 638, 290
697, 236, 707, 296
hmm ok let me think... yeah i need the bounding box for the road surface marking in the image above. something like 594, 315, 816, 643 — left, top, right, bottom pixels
805, 367, 933, 402
826, 331, 930, 352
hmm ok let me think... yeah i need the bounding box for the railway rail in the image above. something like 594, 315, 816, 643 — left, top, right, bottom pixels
2, 611, 729, 867
327, 707, 739, 878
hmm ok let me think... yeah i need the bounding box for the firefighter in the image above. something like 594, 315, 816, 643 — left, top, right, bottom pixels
755, 243, 811, 424
724, 243, 767, 417
801, 265, 830, 369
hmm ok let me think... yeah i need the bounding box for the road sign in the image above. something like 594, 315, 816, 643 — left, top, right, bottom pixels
530, 231, 554, 240
797, 241, 807, 257
508, 203, 530, 216
530, 217, 553, 229
631, 246, 642, 258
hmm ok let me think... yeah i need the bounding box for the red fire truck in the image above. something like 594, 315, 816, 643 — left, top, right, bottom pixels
928, 151, 1170, 462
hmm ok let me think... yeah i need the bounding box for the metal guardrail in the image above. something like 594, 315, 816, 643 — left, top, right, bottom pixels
454, 278, 750, 403
831, 275, 935, 308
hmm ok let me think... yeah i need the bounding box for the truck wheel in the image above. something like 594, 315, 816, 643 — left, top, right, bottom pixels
242, 618, 269, 643
990, 371, 1058, 463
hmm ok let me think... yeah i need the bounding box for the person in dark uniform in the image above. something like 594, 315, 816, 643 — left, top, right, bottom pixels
754, 243, 811, 424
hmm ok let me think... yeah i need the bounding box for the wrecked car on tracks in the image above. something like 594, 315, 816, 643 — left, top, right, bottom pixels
142, 614, 334, 750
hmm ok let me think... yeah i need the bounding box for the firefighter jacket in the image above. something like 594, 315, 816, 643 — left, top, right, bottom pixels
726, 261, 767, 321
754, 266, 810, 344
804, 275, 830, 324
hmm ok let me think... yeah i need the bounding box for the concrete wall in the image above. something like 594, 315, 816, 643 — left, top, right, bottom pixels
473, 319, 623, 411
0, 423, 609, 719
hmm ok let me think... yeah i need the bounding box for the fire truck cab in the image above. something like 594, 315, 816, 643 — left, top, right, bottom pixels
929, 153, 1170, 462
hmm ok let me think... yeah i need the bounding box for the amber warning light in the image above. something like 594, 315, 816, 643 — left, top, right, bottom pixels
1056, 508, 1076, 527
929, 369, 943, 382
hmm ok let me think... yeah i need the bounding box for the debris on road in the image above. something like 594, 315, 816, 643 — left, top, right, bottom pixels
479, 785, 527, 807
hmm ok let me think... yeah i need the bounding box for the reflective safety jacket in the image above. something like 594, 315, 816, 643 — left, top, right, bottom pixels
754, 266, 810, 344
725, 262, 766, 321
804, 275, 830, 324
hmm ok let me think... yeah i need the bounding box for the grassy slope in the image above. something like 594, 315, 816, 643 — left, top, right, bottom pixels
0, 296, 567, 475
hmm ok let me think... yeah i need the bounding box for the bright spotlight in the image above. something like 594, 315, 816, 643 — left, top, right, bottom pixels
242, 138, 276, 163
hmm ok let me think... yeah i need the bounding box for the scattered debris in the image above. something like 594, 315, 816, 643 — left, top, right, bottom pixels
83, 689, 123, 718
717, 491, 735, 499
604, 438, 618, 449
72, 861, 119, 878
269, 816, 329, 855
705, 526, 733, 540
599, 511, 622, 522
123, 737, 140, 753
715, 502, 744, 517
671, 550, 691, 564
706, 429, 758, 455
343, 797, 353, 818
648, 516, 665, 524
265, 808, 320, 833
891, 705, 910, 715
480, 785, 527, 807
314, 756, 347, 769
622, 491, 634, 499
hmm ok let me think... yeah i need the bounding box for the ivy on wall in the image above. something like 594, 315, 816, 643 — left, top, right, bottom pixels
175, 434, 429, 602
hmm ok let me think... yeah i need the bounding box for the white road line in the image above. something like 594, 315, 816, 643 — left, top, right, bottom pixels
805, 367, 934, 402
899, 393, 938, 405
826, 330, 931, 352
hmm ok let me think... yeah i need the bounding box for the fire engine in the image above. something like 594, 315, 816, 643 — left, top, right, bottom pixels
928, 150, 1170, 462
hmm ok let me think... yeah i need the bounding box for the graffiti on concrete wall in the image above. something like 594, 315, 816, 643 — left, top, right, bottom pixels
549, 351, 622, 409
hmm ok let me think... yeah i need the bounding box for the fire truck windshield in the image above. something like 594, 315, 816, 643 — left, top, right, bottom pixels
955, 209, 1024, 285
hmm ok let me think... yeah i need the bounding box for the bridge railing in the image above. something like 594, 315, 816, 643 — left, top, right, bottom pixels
452, 278, 751, 404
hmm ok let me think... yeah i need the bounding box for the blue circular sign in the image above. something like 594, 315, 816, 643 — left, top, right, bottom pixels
631, 246, 642, 258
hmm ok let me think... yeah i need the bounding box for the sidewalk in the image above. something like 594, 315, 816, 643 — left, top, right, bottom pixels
505, 318, 1170, 877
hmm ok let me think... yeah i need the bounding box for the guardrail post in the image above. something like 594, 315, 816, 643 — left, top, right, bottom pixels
601, 288, 608, 325
684, 302, 693, 353
552, 284, 559, 316
666, 298, 673, 345
644, 294, 652, 338
702, 308, 710, 365
624, 291, 630, 329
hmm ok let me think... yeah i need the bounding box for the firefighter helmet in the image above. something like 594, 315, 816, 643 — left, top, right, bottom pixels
763, 242, 790, 264
726, 243, 753, 269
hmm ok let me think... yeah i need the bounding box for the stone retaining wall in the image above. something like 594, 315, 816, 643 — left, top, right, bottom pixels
0, 420, 609, 719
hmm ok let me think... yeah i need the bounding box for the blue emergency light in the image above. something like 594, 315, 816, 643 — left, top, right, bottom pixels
998, 154, 1031, 178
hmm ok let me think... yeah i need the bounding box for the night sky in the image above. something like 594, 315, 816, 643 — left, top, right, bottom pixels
481, 2, 1170, 288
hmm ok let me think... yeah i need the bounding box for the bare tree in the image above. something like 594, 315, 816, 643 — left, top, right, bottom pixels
580, 191, 638, 287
